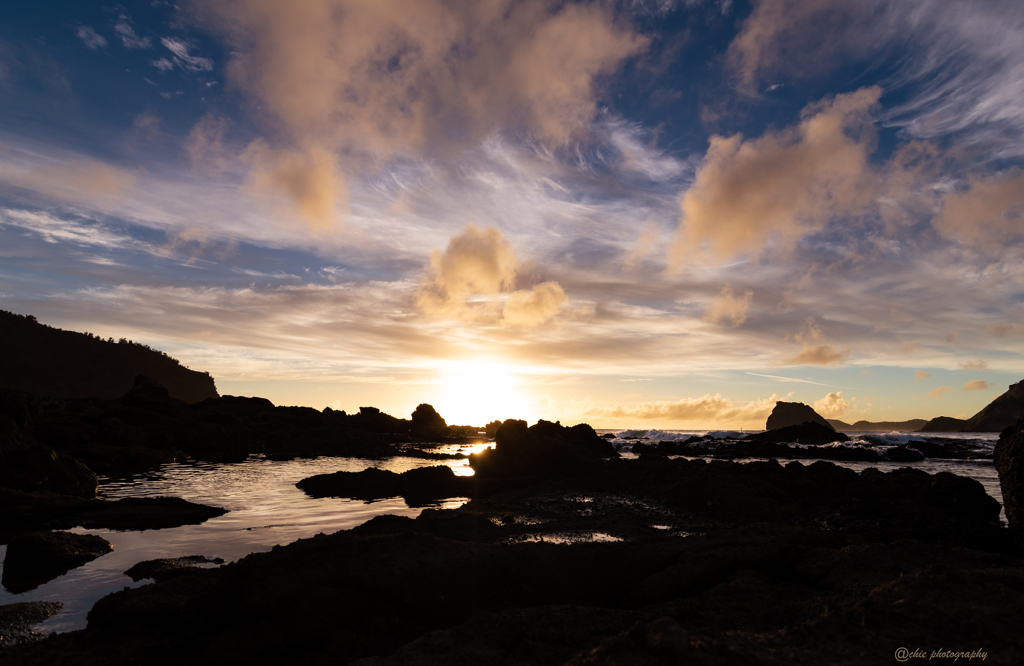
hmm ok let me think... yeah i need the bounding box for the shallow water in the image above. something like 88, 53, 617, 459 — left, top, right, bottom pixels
0, 444, 487, 634
0, 434, 1007, 635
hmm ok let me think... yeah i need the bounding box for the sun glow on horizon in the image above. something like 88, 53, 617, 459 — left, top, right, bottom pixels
429, 360, 536, 427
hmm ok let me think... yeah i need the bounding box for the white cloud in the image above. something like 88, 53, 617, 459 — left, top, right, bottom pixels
115, 16, 151, 49
76, 26, 107, 50
160, 37, 214, 72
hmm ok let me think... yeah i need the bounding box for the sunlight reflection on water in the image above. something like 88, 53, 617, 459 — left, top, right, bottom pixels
0, 451, 484, 634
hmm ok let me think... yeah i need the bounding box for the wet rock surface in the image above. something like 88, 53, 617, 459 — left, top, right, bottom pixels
995, 420, 1024, 545
297, 466, 474, 506
0, 492, 227, 544
124, 556, 226, 582
3, 456, 1022, 665
0, 602, 63, 647
2, 531, 112, 593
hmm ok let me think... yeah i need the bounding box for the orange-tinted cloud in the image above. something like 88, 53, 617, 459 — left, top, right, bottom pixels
779, 316, 849, 366
958, 359, 989, 371
915, 370, 932, 381
595, 393, 782, 425
928, 386, 953, 398
813, 391, 849, 418
935, 170, 1024, 245
669, 87, 880, 266
242, 141, 347, 230
703, 286, 753, 327
963, 379, 993, 392
417, 223, 565, 327
19, 158, 136, 199
202, 0, 645, 150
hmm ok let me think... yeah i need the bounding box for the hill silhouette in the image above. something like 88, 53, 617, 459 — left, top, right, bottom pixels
0, 310, 217, 403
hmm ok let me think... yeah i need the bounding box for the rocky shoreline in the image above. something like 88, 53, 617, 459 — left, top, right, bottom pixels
1, 418, 1023, 664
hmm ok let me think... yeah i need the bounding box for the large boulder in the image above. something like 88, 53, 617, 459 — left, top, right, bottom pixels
765, 402, 833, 431
410, 403, 447, 436
469, 419, 618, 478
995, 420, 1024, 546
2, 531, 112, 593
297, 466, 473, 507
748, 421, 849, 445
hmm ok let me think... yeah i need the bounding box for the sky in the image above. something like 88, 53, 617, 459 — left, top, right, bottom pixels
1, 0, 1023, 429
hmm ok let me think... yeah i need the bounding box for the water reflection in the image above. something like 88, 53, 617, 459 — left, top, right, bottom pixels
0, 451, 485, 634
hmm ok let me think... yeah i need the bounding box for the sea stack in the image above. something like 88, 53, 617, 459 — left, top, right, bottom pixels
765, 401, 834, 431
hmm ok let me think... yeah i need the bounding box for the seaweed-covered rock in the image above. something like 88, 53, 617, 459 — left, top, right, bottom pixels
746, 421, 848, 445
124, 556, 225, 582
0, 601, 64, 647
2, 531, 112, 593
297, 466, 473, 507
995, 420, 1024, 545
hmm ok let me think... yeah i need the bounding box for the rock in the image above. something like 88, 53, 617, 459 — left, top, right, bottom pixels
917, 416, 969, 432
2, 531, 112, 593
469, 420, 618, 478
995, 420, 1024, 545
124, 555, 224, 582
828, 418, 929, 432
62, 496, 229, 531
297, 466, 473, 507
0, 601, 64, 647
0, 444, 98, 498
964, 380, 1024, 432
410, 404, 447, 437
746, 421, 849, 445
765, 402, 834, 431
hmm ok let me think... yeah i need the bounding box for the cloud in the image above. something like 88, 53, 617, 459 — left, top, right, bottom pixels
130, 112, 161, 143
186, 114, 229, 171
200, 0, 645, 150
501, 281, 567, 327
935, 170, 1024, 245
115, 16, 152, 49
622, 222, 660, 272
963, 380, 993, 392
14, 158, 136, 200
242, 141, 347, 230
668, 87, 881, 265
915, 370, 932, 381
76, 26, 107, 50
928, 386, 953, 398
703, 286, 752, 327
779, 316, 849, 366
780, 344, 849, 367
958, 359, 989, 371
416, 224, 565, 327
592, 392, 782, 426
159, 37, 213, 72
813, 391, 850, 418
151, 58, 174, 71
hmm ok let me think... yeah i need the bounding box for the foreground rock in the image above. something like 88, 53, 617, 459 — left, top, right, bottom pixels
469, 420, 617, 478
765, 402, 833, 430
0, 602, 63, 647
297, 466, 474, 506
0, 492, 227, 543
124, 556, 225, 582
3, 456, 1019, 666
996, 420, 1024, 546
2, 532, 112, 593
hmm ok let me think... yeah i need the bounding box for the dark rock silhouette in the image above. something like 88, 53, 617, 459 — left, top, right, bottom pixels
917, 415, 969, 432
124, 555, 225, 582
0, 310, 218, 403
828, 418, 928, 431
410, 403, 447, 437
747, 421, 848, 445
469, 419, 618, 478
2, 531, 112, 593
5, 458, 1017, 665
297, 466, 474, 507
0, 492, 227, 543
765, 402, 833, 430
485, 420, 503, 437
995, 420, 1024, 546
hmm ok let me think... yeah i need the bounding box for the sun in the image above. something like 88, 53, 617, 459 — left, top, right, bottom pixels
430, 360, 534, 427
